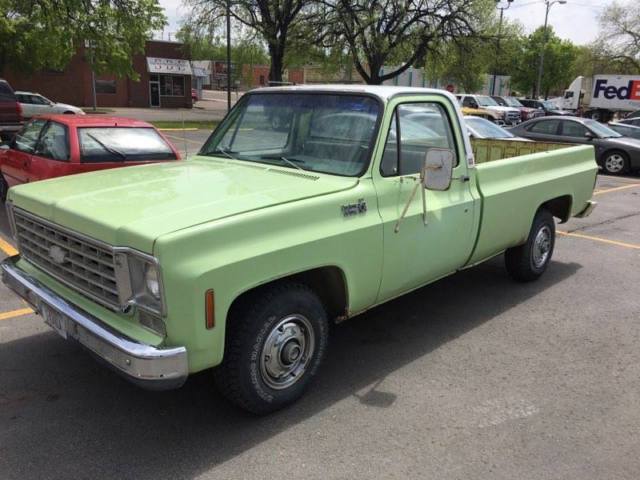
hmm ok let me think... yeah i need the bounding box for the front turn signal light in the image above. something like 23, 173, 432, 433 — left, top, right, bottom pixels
205, 289, 215, 329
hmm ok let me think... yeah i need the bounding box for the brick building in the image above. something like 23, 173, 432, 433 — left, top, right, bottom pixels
3, 40, 192, 108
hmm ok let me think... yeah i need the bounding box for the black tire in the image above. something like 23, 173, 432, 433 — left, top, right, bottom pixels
601, 150, 629, 175
505, 208, 555, 282
0, 175, 8, 203
214, 282, 329, 414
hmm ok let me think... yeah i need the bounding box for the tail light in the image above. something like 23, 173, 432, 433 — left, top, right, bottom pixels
15, 101, 22, 119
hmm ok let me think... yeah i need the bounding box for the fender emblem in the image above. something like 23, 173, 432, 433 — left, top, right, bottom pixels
341, 198, 367, 217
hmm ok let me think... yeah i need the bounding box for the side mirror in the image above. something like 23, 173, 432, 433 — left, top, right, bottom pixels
422, 148, 454, 191
584, 131, 595, 140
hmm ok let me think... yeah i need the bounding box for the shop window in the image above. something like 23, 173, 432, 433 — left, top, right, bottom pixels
160, 75, 185, 96
95, 80, 117, 94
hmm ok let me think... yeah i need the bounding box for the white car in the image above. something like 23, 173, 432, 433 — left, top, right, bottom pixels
456, 94, 521, 125
15, 91, 85, 118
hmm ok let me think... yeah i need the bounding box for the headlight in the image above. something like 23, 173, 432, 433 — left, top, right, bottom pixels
114, 251, 164, 316
144, 264, 161, 299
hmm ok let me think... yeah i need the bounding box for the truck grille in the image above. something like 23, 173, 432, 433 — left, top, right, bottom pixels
13, 209, 120, 309
506, 111, 521, 123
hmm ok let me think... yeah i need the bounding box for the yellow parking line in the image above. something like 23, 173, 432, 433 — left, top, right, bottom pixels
594, 184, 640, 195
0, 237, 18, 256
558, 230, 640, 250
0, 307, 33, 321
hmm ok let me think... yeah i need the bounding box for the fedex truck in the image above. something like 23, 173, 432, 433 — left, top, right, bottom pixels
561, 75, 640, 121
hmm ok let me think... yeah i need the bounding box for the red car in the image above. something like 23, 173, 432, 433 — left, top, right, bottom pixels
191, 88, 198, 102
0, 115, 180, 200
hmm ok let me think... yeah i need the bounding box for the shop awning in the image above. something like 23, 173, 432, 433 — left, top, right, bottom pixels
147, 57, 193, 75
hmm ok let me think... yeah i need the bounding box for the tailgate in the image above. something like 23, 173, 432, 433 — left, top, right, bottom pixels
467, 144, 598, 265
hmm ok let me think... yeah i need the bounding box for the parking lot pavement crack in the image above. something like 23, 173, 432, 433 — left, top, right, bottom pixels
565, 211, 640, 233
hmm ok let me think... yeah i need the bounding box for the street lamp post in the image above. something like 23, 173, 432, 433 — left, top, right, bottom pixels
535, 0, 567, 99
491, 0, 514, 96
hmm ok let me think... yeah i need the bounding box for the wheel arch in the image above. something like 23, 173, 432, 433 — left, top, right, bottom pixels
540, 195, 573, 224
227, 266, 349, 324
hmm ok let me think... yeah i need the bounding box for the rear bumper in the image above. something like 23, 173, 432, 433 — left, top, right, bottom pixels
575, 200, 597, 218
1, 255, 188, 390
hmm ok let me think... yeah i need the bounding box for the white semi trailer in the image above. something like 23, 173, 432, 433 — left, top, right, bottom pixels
561, 75, 640, 121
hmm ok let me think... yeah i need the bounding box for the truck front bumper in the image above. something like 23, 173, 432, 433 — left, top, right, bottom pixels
1, 255, 188, 390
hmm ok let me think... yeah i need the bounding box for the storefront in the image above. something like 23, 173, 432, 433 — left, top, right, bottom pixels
3, 40, 193, 109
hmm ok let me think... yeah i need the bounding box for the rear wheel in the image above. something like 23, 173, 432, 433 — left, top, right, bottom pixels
505, 209, 555, 282
602, 151, 629, 175
214, 282, 329, 414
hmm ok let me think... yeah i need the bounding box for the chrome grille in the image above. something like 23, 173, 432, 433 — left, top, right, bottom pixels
13, 209, 119, 309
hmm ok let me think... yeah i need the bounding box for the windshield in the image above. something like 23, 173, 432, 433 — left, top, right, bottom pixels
465, 117, 514, 139
78, 127, 176, 162
542, 100, 558, 110
583, 119, 622, 138
200, 93, 380, 176
504, 97, 523, 108
476, 96, 499, 107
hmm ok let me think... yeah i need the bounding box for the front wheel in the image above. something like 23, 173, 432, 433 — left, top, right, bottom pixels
505, 208, 555, 282
602, 151, 629, 175
214, 283, 329, 414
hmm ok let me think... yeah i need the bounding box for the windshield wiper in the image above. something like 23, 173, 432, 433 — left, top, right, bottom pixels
260, 155, 309, 172
210, 147, 238, 160
87, 133, 126, 160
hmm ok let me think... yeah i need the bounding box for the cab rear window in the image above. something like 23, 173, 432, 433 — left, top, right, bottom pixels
78, 127, 176, 163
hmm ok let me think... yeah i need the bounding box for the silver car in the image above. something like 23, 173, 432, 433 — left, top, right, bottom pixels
15, 91, 85, 118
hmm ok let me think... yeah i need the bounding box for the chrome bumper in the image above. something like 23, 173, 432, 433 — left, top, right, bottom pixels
575, 200, 597, 218
1, 255, 188, 390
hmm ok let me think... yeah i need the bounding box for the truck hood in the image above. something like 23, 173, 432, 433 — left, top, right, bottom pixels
487, 106, 519, 114
9, 156, 358, 253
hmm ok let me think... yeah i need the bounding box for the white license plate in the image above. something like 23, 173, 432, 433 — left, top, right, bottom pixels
41, 303, 68, 339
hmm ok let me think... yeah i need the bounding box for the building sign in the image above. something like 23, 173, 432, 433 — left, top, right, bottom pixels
147, 57, 193, 75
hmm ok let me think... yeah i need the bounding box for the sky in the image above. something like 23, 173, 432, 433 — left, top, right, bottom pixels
156, 0, 617, 46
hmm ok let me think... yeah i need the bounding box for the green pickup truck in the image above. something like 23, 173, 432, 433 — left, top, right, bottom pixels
2, 86, 598, 413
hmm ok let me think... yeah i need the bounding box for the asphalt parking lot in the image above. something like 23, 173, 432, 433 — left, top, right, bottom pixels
160, 129, 212, 158
0, 171, 638, 479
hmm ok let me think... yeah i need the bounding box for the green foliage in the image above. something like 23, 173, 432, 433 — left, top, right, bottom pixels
0, 0, 166, 77
506, 26, 579, 98
593, 1, 640, 73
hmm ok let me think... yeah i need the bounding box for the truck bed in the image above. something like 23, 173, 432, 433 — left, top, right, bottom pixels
466, 141, 598, 265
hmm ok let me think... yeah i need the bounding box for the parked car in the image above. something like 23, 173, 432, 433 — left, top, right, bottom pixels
464, 116, 530, 141
0, 79, 23, 141
614, 116, 640, 127
509, 116, 640, 174
456, 94, 521, 125
491, 95, 543, 121
519, 99, 572, 116
15, 91, 84, 118
460, 105, 505, 124
607, 121, 640, 140
0, 115, 180, 200
1, 86, 597, 413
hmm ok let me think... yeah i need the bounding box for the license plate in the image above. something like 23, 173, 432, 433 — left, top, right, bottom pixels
41, 303, 68, 339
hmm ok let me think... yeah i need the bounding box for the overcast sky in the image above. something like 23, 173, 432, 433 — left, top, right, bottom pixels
156, 0, 617, 45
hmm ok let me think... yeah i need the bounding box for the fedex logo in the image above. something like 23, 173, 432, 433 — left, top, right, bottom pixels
593, 79, 640, 100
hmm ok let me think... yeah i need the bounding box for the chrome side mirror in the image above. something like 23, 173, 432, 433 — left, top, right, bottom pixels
422, 148, 454, 191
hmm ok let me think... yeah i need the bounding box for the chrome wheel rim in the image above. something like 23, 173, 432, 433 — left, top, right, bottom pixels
260, 314, 315, 390
532, 225, 552, 268
605, 154, 624, 173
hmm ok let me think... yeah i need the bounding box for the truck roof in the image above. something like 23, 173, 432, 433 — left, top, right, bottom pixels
251, 84, 453, 101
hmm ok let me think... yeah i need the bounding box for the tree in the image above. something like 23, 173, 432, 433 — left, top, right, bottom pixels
508, 27, 579, 98
596, 0, 640, 72
185, 0, 314, 82
0, 0, 166, 77
321, 0, 484, 85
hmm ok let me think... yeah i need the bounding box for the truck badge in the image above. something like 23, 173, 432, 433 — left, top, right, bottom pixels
48, 245, 68, 265
341, 199, 367, 217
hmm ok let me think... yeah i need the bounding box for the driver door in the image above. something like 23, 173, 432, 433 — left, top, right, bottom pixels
374, 98, 478, 302
1, 119, 47, 186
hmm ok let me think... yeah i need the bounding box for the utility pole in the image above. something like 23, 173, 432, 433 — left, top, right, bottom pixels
491, 0, 513, 96
226, 0, 232, 112
535, 0, 567, 99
